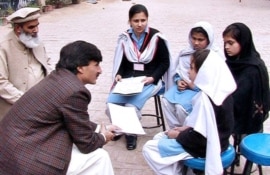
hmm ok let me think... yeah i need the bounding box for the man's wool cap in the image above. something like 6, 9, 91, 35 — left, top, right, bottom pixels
6, 7, 41, 24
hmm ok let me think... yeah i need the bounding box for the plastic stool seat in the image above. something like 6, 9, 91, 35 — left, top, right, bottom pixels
240, 133, 270, 166
183, 145, 235, 172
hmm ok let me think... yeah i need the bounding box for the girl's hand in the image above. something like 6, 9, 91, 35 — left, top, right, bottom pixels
177, 80, 188, 91
115, 75, 122, 82
173, 126, 190, 132
142, 77, 154, 85
165, 129, 180, 139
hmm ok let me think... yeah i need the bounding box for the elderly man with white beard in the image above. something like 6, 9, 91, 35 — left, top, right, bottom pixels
0, 7, 52, 120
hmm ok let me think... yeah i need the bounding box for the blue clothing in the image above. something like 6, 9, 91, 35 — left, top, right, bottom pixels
158, 137, 186, 157
107, 84, 155, 109
128, 27, 148, 50
164, 83, 200, 114
108, 27, 170, 111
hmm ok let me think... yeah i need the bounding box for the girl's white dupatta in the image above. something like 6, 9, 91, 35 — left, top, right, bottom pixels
185, 50, 236, 175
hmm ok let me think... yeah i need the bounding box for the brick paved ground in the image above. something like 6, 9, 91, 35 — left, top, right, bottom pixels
1, 0, 270, 174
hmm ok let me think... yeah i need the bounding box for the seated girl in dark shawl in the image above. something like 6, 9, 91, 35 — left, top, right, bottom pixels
223, 22, 270, 135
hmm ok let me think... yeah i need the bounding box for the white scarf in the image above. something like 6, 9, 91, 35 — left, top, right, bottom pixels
175, 21, 223, 84
185, 51, 236, 175
111, 31, 172, 87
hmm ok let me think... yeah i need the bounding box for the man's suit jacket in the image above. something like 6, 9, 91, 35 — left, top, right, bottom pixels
0, 69, 105, 175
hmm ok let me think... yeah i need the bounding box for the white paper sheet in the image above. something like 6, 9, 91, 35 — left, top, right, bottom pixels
108, 103, 146, 135
112, 76, 146, 95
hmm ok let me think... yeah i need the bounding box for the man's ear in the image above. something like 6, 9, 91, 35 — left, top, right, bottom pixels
77, 66, 83, 74
14, 24, 22, 35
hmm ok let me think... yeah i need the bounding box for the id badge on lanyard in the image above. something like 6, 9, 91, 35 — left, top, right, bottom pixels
134, 63, 144, 71
133, 34, 148, 72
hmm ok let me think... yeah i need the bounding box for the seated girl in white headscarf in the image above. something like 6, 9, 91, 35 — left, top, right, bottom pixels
162, 21, 223, 129
142, 49, 236, 175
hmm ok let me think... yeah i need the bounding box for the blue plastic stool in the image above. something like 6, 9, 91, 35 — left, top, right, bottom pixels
240, 133, 270, 175
182, 145, 235, 175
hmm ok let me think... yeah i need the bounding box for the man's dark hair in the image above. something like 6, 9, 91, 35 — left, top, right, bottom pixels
56, 40, 102, 74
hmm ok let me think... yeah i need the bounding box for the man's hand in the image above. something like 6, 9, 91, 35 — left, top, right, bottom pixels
105, 124, 122, 133
100, 124, 115, 144
100, 124, 122, 144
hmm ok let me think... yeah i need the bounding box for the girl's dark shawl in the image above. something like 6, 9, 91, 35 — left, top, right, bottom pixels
225, 23, 270, 134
